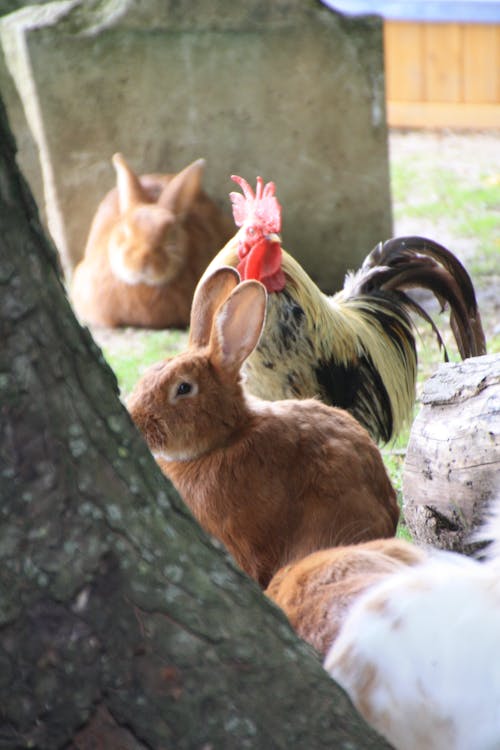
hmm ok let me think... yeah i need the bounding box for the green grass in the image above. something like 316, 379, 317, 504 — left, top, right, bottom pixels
391, 163, 500, 277
100, 328, 188, 398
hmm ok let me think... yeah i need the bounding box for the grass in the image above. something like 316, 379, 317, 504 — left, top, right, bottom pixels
391, 162, 500, 277
99, 328, 188, 397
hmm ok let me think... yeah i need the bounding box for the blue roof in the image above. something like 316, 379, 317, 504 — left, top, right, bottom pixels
322, 1, 500, 23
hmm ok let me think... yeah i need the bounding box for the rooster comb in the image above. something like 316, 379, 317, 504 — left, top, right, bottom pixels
229, 174, 282, 234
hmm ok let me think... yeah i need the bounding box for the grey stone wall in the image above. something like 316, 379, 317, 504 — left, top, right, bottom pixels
0, 0, 392, 290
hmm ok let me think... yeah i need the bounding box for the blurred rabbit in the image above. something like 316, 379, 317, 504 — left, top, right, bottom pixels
324, 496, 500, 750
127, 266, 399, 588
71, 154, 234, 328
265, 538, 426, 656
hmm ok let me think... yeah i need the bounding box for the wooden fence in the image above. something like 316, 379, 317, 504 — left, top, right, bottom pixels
384, 21, 500, 128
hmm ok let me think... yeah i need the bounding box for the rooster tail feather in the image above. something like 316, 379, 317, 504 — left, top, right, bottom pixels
392, 289, 450, 360
347, 236, 486, 360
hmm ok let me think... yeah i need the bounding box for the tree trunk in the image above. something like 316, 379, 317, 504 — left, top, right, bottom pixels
0, 96, 392, 749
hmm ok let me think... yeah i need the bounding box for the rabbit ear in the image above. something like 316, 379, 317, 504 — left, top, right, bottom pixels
158, 158, 206, 218
189, 266, 241, 348
112, 153, 147, 213
209, 279, 267, 377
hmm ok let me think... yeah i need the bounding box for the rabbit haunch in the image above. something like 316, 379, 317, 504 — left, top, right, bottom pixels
71, 154, 233, 329
265, 537, 426, 657
128, 267, 399, 588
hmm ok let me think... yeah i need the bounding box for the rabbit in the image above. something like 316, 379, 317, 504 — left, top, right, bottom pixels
71, 153, 234, 328
127, 266, 400, 588
265, 537, 427, 656
324, 495, 500, 750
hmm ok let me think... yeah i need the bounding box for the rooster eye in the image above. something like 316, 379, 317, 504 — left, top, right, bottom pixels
247, 226, 255, 236
176, 381, 192, 397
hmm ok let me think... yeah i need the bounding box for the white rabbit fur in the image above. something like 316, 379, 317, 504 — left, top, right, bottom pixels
127, 267, 399, 588
324, 494, 500, 750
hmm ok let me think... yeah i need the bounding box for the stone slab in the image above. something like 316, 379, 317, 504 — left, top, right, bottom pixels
1, 0, 392, 289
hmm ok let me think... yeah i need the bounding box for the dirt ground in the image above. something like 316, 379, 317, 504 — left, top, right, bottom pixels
389, 130, 500, 185
389, 129, 500, 255
389, 129, 499, 339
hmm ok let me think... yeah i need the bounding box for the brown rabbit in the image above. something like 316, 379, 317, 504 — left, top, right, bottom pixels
127, 267, 399, 588
71, 154, 234, 328
265, 538, 427, 656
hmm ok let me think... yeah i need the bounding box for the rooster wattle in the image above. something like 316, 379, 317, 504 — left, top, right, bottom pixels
201, 175, 486, 443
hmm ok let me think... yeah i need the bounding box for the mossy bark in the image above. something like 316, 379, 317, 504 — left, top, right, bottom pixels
0, 95, 392, 749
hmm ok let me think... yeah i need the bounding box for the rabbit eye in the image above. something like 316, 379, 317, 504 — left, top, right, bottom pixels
169, 379, 198, 403
176, 381, 192, 397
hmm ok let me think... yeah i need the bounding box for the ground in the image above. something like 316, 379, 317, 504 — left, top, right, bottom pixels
389, 129, 499, 329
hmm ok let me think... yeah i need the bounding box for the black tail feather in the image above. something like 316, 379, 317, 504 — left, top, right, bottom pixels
351, 236, 487, 359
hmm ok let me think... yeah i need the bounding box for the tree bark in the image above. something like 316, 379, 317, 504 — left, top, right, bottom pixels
0, 95, 392, 749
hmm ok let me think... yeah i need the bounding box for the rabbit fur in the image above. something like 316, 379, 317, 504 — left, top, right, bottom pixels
324, 494, 500, 750
128, 266, 399, 588
71, 154, 234, 328
265, 538, 426, 656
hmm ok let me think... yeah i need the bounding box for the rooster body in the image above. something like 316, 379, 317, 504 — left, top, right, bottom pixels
202, 177, 486, 443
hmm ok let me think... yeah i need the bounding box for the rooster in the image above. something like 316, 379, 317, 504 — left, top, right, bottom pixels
201, 175, 486, 443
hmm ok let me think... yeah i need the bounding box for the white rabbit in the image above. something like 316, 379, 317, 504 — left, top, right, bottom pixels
324, 495, 500, 750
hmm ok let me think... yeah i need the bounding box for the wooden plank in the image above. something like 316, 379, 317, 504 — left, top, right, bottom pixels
496, 25, 500, 102
387, 101, 500, 129
423, 23, 462, 102
463, 24, 500, 103
384, 20, 500, 128
384, 21, 423, 102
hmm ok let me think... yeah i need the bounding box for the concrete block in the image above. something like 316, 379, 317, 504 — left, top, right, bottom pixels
1, 0, 392, 290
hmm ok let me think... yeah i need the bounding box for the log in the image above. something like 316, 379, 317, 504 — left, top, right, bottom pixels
403, 353, 500, 553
